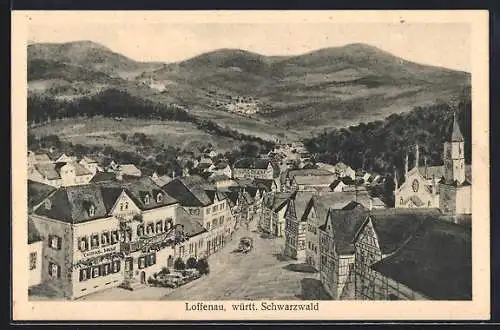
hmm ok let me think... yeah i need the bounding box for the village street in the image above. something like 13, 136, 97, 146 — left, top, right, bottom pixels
161, 219, 327, 301
73, 218, 329, 301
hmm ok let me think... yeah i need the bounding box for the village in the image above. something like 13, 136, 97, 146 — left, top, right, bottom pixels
27, 114, 471, 301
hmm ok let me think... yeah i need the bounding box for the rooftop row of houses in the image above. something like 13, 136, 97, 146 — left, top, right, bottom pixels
27, 171, 273, 299
279, 189, 471, 301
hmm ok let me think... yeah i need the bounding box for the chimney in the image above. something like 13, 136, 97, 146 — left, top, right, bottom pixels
404, 152, 409, 177
415, 143, 419, 169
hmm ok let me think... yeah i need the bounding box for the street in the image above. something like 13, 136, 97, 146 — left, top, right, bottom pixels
54, 218, 329, 301
161, 218, 326, 300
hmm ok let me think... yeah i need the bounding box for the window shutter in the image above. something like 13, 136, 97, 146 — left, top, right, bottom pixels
57, 236, 62, 250
151, 253, 156, 265
56, 264, 61, 278
48, 262, 53, 276
116, 261, 121, 272
48, 235, 53, 248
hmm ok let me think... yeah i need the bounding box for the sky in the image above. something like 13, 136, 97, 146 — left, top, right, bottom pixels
26, 17, 471, 72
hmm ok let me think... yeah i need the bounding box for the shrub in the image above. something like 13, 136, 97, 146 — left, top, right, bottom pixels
196, 258, 210, 275
174, 257, 186, 271
186, 257, 198, 269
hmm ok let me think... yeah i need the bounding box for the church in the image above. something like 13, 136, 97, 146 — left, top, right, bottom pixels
395, 114, 471, 215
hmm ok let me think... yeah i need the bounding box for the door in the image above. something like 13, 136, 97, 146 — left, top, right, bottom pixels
140, 271, 146, 284
167, 255, 173, 268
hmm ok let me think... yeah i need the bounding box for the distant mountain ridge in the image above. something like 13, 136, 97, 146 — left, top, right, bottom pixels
27, 40, 471, 134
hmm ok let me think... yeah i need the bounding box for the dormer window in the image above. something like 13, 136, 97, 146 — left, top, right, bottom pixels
88, 204, 96, 217
156, 193, 163, 203
44, 199, 52, 210
144, 194, 150, 205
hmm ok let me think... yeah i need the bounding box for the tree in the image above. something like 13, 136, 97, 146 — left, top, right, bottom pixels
186, 257, 198, 269
196, 257, 210, 275
174, 257, 186, 271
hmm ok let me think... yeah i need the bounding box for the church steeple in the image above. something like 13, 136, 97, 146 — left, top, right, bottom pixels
450, 112, 464, 142
443, 112, 465, 184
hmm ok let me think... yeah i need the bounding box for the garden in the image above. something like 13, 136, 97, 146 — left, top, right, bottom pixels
147, 257, 210, 289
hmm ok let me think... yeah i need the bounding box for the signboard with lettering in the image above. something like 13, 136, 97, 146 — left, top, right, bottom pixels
82, 245, 118, 258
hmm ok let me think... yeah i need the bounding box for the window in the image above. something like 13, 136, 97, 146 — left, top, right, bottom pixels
144, 194, 150, 205
220, 216, 224, 225
29, 252, 37, 270
156, 221, 163, 233
101, 263, 110, 276
79, 237, 89, 251
48, 235, 61, 250
92, 266, 100, 278
212, 205, 217, 213
44, 199, 52, 210
137, 225, 145, 237
146, 223, 155, 235
138, 257, 146, 269
79, 268, 90, 282
206, 222, 211, 230
90, 234, 99, 249
88, 205, 96, 217
206, 208, 211, 215
125, 202, 129, 210
125, 258, 133, 271
112, 260, 121, 273
101, 232, 110, 246
120, 203, 124, 211
111, 230, 119, 244
165, 218, 173, 230
156, 193, 163, 203
147, 253, 157, 266
399, 197, 403, 205
48, 262, 60, 278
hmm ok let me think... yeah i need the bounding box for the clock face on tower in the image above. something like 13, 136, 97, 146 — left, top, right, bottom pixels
412, 179, 419, 192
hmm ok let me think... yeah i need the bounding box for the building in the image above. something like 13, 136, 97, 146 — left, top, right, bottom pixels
30, 178, 183, 299
261, 192, 293, 236
208, 162, 233, 178
439, 115, 472, 215
117, 164, 142, 178
209, 174, 237, 189
353, 208, 443, 300
28, 161, 95, 188
28, 152, 52, 167
333, 163, 356, 180
28, 180, 57, 212
284, 192, 315, 261
150, 172, 173, 187
292, 174, 337, 192
232, 158, 274, 180
318, 202, 369, 299
253, 178, 280, 193
395, 115, 471, 214
162, 175, 232, 257
283, 169, 334, 190
28, 217, 43, 287
79, 156, 102, 175
362, 218, 471, 300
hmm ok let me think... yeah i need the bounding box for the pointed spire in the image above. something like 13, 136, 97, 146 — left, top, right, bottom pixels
451, 112, 464, 142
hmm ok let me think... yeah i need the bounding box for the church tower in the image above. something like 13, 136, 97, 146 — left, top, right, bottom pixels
443, 113, 465, 184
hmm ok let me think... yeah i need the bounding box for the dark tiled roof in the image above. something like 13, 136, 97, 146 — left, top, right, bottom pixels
371, 220, 471, 300
253, 178, 275, 191
234, 158, 271, 169
28, 216, 42, 244
362, 208, 443, 254
34, 163, 60, 180
319, 202, 370, 254
28, 180, 56, 210
176, 207, 207, 238
287, 169, 333, 180
162, 176, 219, 207
266, 192, 293, 212
115, 177, 178, 210
34, 184, 109, 224
291, 192, 316, 222
90, 171, 117, 183
74, 163, 93, 176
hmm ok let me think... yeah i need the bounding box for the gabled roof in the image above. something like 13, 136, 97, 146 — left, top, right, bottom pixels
359, 208, 443, 254
287, 168, 333, 180
119, 164, 142, 175
34, 184, 110, 224
267, 192, 293, 212
80, 156, 97, 164
294, 175, 337, 186
371, 220, 471, 300
162, 175, 220, 207
90, 171, 117, 183
234, 158, 271, 169
32, 153, 52, 163
151, 174, 173, 187
209, 174, 231, 182
253, 178, 275, 191
289, 192, 316, 222
116, 177, 178, 210
28, 216, 42, 244
34, 163, 60, 180
319, 202, 370, 254
73, 163, 93, 176
28, 180, 57, 210
176, 207, 207, 238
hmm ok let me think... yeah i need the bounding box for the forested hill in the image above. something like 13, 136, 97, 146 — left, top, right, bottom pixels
304, 95, 471, 179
